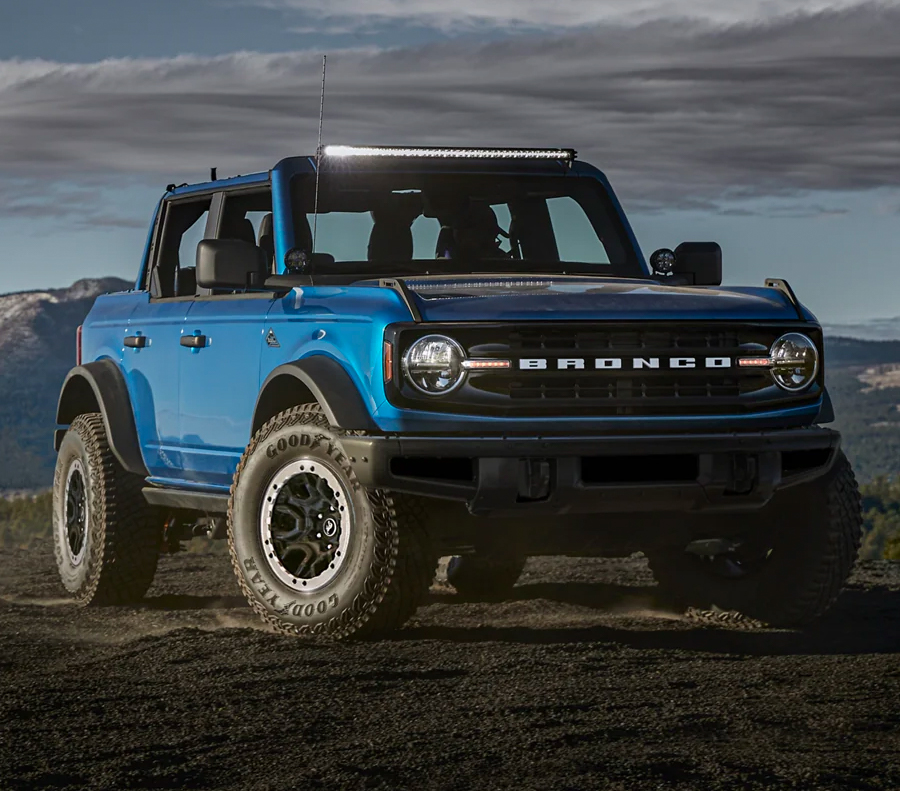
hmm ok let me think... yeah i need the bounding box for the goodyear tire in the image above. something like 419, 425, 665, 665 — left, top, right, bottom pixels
646, 451, 862, 626
446, 552, 527, 601
53, 414, 161, 604
228, 404, 433, 639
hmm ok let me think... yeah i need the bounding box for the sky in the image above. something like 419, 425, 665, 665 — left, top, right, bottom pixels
0, 0, 898, 323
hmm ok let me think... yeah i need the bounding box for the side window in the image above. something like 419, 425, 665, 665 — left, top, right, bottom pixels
151, 197, 212, 298
178, 211, 209, 270
217, 189, 274, 273
547, 196, 611, 265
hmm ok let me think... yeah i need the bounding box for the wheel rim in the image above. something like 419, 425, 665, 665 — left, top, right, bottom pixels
259, 457, 352, 593
63, 460, 88, 566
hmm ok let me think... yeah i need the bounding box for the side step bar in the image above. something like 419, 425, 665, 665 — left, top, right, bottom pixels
143, 487, 229, 514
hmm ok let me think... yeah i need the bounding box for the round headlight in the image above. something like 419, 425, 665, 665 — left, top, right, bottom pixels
770, 333, 819, 391
403, 335, 467, 396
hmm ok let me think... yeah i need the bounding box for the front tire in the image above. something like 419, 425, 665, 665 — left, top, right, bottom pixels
53, 414, 161, 604
228, 405, 433, 639
646, 451, 862, 626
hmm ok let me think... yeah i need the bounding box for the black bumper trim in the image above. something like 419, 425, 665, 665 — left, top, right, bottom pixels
341, 428, 840, 516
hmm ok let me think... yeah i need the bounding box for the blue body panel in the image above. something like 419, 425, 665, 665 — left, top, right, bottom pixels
77, 155, 825, 492
178, 297, 271, 487
122, 295, 190, 480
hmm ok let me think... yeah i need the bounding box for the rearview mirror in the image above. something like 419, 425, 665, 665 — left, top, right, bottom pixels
196, 239, 267, 289
650, 243, 722, 286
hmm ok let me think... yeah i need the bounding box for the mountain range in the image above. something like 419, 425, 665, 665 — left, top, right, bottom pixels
823, 317, 900, 342
0, 279, 898, 490
0, 278, 131, 490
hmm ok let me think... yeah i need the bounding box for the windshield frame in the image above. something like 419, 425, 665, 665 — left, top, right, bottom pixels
285, 164, 647, 281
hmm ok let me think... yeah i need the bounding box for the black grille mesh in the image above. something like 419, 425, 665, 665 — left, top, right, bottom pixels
389, 323, 822, 417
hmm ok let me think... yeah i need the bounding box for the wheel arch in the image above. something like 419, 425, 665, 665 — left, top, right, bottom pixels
55, 360, 149, 477
252, 357, 379, 436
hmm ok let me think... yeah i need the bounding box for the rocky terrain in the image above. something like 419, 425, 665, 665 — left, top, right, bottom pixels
1, 547, 897, 790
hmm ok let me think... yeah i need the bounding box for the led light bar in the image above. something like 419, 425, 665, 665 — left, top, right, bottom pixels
739, 357, 773, 368
324, 145, 576, 161
461, 359, 511, 370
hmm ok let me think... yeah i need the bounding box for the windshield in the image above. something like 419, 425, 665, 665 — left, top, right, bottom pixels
290, 172, 643, 279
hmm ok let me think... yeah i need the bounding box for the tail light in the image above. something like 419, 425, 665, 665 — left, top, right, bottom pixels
76, 325, 83, 366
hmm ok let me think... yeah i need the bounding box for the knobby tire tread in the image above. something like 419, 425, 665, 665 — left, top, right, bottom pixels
228, 404, 432, 639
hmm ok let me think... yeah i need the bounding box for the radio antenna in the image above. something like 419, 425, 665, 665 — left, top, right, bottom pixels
312, 54, 327, 254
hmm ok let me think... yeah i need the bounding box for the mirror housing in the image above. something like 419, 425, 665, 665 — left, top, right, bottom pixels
674, 242, 722, 286
196, 239, 267, 289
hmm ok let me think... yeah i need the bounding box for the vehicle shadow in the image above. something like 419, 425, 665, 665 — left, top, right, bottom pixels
402, 581, 900, 656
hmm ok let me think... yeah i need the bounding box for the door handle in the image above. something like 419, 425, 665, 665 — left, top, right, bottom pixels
124, 335, 148, 348
180, 334, 208, 349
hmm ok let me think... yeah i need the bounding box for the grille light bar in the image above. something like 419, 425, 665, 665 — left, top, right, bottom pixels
461, 359, 511, 370
739, 357, 773, 368
324, 145, 576, 161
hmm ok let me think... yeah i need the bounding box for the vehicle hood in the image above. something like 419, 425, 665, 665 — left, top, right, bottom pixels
393, 275, 806, 323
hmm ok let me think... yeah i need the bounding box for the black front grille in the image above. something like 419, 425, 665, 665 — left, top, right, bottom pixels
387, 322, 823, 417
500, 326, 742, 355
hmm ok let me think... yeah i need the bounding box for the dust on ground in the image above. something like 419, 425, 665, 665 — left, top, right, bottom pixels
1, 547, 898, 790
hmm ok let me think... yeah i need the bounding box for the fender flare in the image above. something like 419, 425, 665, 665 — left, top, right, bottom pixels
816, 388, 835, 424
252, 357, 379, 435
55, 360, 149, 477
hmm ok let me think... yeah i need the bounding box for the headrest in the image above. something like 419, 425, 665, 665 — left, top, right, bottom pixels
436, 202, 503, 259
367, 195, 422, 262
221, 217, 257, 246
258, 213, 274, 245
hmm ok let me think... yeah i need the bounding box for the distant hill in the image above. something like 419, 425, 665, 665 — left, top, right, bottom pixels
823, 317, 900, 342
0, 278, 131, 490
0, 282, 897, 489
825, 337, 900, 482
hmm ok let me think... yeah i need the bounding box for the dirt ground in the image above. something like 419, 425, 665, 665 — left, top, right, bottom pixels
1, 546, 898, 791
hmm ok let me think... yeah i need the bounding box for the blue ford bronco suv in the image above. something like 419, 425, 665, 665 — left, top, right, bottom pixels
53, 146, 862, 638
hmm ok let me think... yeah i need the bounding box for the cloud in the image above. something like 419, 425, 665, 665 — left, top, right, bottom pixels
255, 0, 900, 31
0, 179, 146, 231
1, 4, 899, 210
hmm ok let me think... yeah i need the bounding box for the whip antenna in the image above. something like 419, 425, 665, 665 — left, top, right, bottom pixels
312, 54, 327, 254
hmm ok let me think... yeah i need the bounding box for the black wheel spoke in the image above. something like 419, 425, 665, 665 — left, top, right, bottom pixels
266, 469, 343, 583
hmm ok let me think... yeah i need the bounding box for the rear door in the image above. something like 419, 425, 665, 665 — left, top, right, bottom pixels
178, 186, 276, 488
122, 193, 213, 484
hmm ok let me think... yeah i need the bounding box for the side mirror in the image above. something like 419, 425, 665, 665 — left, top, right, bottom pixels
674, 242, 722, 286
196, 239, 267, 289
649, 244, 722, 286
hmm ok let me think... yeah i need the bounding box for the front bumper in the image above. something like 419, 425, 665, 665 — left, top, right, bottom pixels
341, 427, 840, 517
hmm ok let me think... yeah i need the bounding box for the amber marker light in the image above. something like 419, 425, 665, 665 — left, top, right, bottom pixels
383, 341, 394, 383
461, 360, 511, 370
738, 357, 772, 368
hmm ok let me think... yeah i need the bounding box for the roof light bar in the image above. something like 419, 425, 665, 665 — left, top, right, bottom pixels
324, 145, 576, 161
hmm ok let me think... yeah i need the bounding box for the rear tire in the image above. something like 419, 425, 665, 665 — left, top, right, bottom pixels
646, 451, 862, 626
446, 552, 527, 601
53, 414, 161, 604
228, 404, 434, 639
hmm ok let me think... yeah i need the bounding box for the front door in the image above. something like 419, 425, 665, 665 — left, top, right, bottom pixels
178, 295, 273, 487
177, 186, 275, 488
